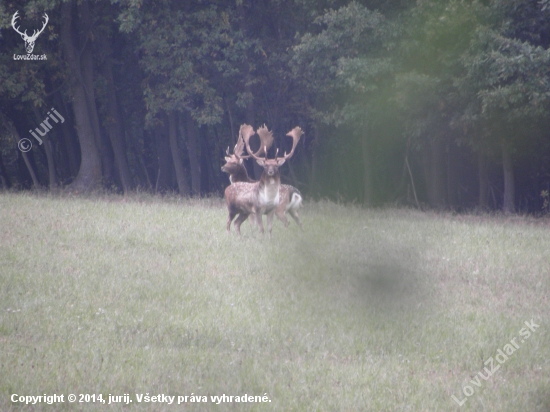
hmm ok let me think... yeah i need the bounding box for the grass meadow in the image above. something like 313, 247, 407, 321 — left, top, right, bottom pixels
0, 192, 549, 411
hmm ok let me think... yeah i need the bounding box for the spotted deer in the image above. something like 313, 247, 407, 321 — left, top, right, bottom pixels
221, 129, 303, 230
224, 124, 303, 236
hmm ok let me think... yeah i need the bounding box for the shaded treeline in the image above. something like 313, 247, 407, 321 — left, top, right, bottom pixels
1, 0, 550, 213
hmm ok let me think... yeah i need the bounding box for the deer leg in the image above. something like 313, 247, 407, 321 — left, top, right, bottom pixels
227, 210, 237, 233
255, 211, 265, 234
250, 212, 257, 229
234, 213, 249, 236
289, 209, 303, 231
275, 208, 290, 228
266, 210, 275, 238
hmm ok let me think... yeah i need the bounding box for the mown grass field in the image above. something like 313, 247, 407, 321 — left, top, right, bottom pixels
0, 192, 549, 411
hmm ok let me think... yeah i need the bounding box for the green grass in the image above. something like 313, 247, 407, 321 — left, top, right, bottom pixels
1, 192, 549, 411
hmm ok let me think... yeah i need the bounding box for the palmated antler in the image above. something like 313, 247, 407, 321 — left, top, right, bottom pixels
237, 124, 257, 160
226, 124, 255, 161
243, 124, 303, 164
243, 124, 274, 161
225, 140, 243, 159
254, 125, 274, 158
233, 126, 251, 159
277, 126, 303, 162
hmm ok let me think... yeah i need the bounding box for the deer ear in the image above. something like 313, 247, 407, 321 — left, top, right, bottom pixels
256, 158, 265, 167
224, 156, 231, 162
239, 158, 244, 164
276, 158, 286, 166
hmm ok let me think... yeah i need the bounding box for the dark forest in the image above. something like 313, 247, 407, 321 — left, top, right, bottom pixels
2, 0, 550, 213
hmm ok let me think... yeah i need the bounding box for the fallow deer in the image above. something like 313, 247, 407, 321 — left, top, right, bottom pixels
224, 124, 303, 236
221, 131, 303, 230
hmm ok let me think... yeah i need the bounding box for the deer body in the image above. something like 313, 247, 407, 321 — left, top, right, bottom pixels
224, 124, 303, 236
224, 163, 281, 236
221, 153, 303, 229
224, 182, 258, 234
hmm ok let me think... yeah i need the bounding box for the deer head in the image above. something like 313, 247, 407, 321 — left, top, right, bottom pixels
222, 140, 251, 183
12, 11, 49, 54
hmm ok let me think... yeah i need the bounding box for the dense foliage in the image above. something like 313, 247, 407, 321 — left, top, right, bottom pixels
1, 0, 550, 212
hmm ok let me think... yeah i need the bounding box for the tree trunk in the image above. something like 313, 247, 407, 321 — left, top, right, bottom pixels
361, 135, 373, 206
301, 125, 320, 195
200, 130, 213, 193
101, 55, 133, 193
54, 95, 80, 179
168, 111, 189, 196
44, 138, 57, 190
0, 152, 10, 189
183, 112, 201, 196
32, 107, 57, 190
79, 0, 113, 186
4, 110, 40, 188
478, 152, 489, 210
446, 139, 456, 207
137, 148, 153, 190
310, 127, 319, 197
12, 127, 40, 189
502, 143, 515, 214
61, 1, 102, 191
224, 96, 236, 145
154, 124, 173, 193
429, 138, 446, 208
422, 138, 446, 208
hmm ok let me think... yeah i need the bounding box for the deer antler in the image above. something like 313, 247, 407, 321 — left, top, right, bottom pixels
12, 11, 49, 40
242, 124, 273, 162
233, 128, 250, 160
227, 123, 274, 163
11, 11, 26, 37
243, 124, 302, 164
237, 124, 257, 159
225, 124, 254, 161
29, 13, 49, 41
277, 126, 303, 162
254, 125, 274, 158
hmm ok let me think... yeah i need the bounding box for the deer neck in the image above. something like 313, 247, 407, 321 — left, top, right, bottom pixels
223, 161, 255, 184
230, 164, 252, 184
257, 172, 280, 208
